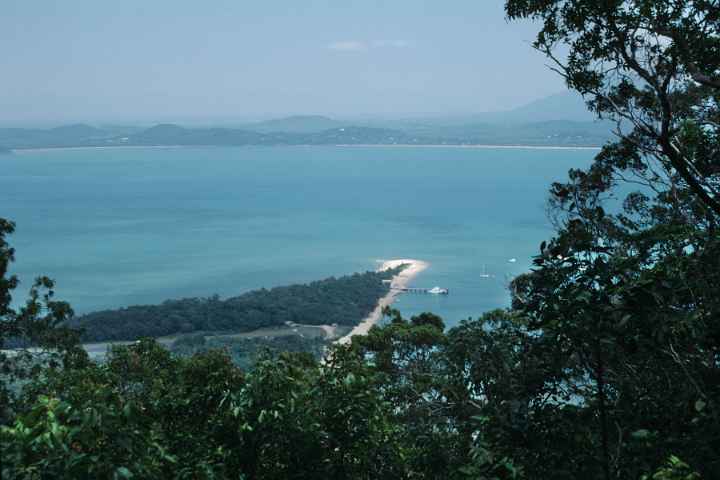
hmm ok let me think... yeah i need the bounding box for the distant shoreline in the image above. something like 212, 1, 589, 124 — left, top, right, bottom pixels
9, 143, 603, 154
336, 143, 602, 151
11, 145, 189, 154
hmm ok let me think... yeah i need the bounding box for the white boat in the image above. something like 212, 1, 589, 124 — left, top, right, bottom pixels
479, 264, 492, 279
427, 286, 449, 295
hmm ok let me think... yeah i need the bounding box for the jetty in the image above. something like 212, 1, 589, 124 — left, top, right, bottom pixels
393, 286, 449, 295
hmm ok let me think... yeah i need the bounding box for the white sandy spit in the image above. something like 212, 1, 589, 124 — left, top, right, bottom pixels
335, 259, 429, 345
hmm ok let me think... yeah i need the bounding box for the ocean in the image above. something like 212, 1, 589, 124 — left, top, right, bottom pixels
2, 145, 596, 329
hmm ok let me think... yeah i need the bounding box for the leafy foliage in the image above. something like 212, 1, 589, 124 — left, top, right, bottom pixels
503, 0, 720, 477
3, 339, 409, 478
171, 333, 328, 370
0, 219, 86, 424
506, 0, 720, 216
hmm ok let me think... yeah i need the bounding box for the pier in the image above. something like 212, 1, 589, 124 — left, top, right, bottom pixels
393, 286, 449, 295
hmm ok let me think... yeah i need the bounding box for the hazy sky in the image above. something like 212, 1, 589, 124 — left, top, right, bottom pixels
1, 0, 567, 125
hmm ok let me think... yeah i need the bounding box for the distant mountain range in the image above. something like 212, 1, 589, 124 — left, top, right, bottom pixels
0, 92, 614, 151
0, 124, 111, 149
471, 91, 597, 124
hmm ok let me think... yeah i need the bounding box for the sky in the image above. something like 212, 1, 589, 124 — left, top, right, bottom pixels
1, 0, 567, 125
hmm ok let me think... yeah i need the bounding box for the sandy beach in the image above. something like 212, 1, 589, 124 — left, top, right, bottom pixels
335, 259, 429, 345
11, 145, 188, 154
336, 143, 602, 151
10, 143, 602, 155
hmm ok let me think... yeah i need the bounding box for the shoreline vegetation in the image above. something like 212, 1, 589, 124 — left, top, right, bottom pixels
2, 260, 427, 363
168, 259, 429, 366
71, 260, 427, 363
87, 259, 427, 358
64, 267, 399, 344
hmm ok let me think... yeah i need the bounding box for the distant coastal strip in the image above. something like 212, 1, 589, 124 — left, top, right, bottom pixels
10, 143, 603, 155
336, 144, 603, 151
336, 259, 428, 345
10, 145, 189, 154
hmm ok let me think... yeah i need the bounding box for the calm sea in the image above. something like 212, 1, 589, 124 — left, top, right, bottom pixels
2, 145, 595, 329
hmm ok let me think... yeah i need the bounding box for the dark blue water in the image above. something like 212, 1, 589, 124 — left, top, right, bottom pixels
1, 145, 595, 328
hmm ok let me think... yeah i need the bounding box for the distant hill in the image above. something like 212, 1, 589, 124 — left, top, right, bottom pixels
0, 120, 609, 148
358, 91, 612, 144
0, 93, 613, 149
371, 92, 596, 129
306, 126, 408, 144
493, 91, 597, 124
0, 123, 112, 149
121, 124, 408, 146
368, 118, 612, 146
250, 115, 342, 133
420, 119, 613, 146
98, 124, 146, 136
48, 123, 108, 138
450, 91, 597, 125
125, 124, 276, 146
0, 123, 410, 149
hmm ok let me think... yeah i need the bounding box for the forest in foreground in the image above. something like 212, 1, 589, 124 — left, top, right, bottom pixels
1, 1, 719, 478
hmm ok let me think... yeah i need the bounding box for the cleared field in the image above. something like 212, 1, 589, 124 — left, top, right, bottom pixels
80, 323, 350, 360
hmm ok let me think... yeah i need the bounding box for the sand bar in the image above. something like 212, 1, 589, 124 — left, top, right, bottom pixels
335, 258, 429, 345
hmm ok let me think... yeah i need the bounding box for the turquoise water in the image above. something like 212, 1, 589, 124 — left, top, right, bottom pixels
1, 146, 595, 328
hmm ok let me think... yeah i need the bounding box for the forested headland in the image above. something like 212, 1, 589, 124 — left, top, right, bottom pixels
1, 1, 720, 478
70, 269, 398, 343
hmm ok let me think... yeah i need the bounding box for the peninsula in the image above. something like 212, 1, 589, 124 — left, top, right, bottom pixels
337, 259, 428, 344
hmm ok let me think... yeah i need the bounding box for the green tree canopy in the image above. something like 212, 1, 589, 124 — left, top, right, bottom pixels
0, 219, 86, 424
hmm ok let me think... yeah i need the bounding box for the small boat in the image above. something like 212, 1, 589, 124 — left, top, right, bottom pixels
427, 286, 449, 295
479, 264, 492, 279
